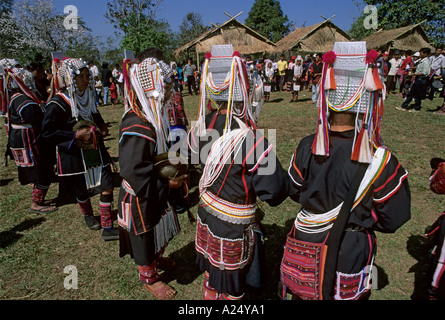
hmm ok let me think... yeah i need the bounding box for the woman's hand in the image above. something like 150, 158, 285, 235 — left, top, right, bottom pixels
75, 128, 92, 143
98, 124, 109, 137
168, 174, 188, 189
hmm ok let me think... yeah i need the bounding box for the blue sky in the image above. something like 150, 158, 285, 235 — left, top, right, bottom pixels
54, 0, 363, 40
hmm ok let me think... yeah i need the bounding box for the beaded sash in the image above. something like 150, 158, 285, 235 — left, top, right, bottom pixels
200, 191, 257, 225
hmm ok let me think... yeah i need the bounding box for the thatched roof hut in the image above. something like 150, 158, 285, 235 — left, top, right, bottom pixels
273, 19, 351, 57
362, 23, 434, 52
172, 16, 276, 62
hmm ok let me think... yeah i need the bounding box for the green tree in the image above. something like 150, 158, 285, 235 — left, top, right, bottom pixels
0, 0, 98, 68
245, 0, 291, 43
349, 12, 374, 41
349, 0, 445, 46
105, 0, 175, 59
0, 0, 15, 57
177, 12, 210, 46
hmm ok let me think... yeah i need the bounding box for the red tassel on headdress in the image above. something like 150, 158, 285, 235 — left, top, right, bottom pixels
324, 65, 337, 90
364, 50, 384, 92
323, 51, 337, 65
321, 51, 337, 90
372, 67, 384, 90
366, 50, 379, 65
351, 125, 372, 163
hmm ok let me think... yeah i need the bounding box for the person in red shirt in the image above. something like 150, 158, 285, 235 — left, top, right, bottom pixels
399, 50, 414, 96
109, 77, 118, 108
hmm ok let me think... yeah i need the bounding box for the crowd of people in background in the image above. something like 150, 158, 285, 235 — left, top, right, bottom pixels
1, 41, 444, 301
374, 46, 445, 114
7, 44, 443, 114
72, 45, 443, 115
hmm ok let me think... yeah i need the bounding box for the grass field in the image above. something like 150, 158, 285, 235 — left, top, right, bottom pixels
1, 89, 444, 301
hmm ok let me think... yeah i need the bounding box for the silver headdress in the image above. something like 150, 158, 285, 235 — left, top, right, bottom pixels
124, 56, 174, 154
57, 57, 97, 120
313, 41, 386, 163
194, 44, 258, 138
0, 58, 39, 104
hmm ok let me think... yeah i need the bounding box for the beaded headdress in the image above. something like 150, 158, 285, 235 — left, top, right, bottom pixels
56, 57, 97, 120
0, 58, 40, 112
123, 56, 174, 154
193, 44, 257, 139
312, 41, 386, 163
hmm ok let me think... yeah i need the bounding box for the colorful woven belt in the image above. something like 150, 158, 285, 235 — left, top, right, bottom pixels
200, 191, 257, 225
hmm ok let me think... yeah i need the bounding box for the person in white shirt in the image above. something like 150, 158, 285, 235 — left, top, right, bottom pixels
89, 61, 99, 79
427, 46, 445, 101
112, 64, 121, 97
397, 47, 432, 112
270, 58, 279, 92
291, 56, 303, 102
387, 50, 403, 94
94, 76, 103, 105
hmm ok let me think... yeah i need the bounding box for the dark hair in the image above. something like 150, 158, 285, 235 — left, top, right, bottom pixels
27, 62, 43, 72
420, 47, 431, 55
436, 45, 443, 50
138, 47, 164, 61
102, 62, 109, 69
406, 50, 412, 56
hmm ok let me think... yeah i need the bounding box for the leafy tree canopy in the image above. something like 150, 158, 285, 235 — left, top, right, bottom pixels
177, 12, 211, 46
245, 0, 291, 43
349, 0, 444, 46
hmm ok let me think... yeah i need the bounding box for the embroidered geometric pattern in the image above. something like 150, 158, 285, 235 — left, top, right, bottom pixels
280, 235, 328, 300
334, 269, 369, 300
138, 263, 160, 285
32, 187, 48, 206
195, 216, 254, 271
10, 147, 34, 167
100, 201, 113, 229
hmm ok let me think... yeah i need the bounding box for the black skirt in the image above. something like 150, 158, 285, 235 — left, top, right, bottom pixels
195, 206, 264, 295
119, 227, 158, 266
